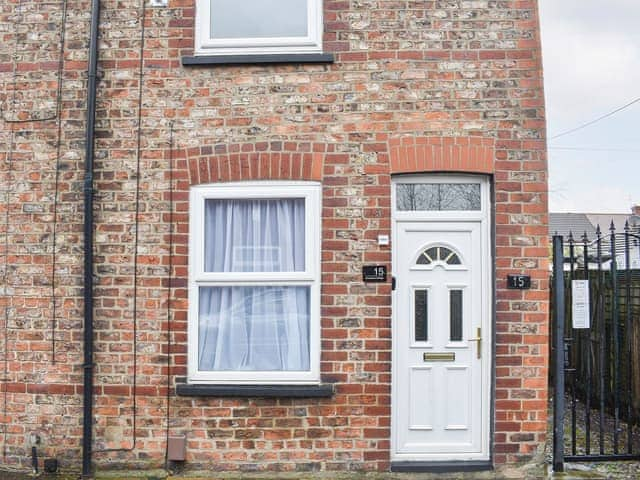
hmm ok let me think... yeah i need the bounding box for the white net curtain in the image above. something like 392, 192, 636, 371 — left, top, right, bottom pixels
198, 198, 310, 372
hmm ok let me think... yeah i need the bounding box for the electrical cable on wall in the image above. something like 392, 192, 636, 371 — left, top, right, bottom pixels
0, 0, 69, 365
0, 0, 69, 463
1, 0, 24, 460
51, 0, 70, 363
1, 123, 15, 463
92, 0, 148, 454
1, 1, 68, 124
164, 121, 175, 467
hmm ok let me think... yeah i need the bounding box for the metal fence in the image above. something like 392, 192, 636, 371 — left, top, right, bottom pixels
552, 223, 640, 471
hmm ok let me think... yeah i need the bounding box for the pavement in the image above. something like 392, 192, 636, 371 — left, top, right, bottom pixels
1, 463, 640, 480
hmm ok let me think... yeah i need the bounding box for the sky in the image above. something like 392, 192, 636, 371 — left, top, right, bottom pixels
538, 0, 640, 213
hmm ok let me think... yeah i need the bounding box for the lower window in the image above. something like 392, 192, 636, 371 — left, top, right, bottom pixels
198, 285, 310, 371
188, 182, 321, 384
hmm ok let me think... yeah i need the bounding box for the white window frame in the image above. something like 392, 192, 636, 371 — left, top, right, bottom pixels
194, 0, 323, 56
188, 181, 321, 384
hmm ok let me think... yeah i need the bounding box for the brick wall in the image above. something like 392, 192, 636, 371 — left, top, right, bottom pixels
0, 0, 548, 473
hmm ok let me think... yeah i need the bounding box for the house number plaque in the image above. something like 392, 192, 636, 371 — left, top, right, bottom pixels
507, 274, 531, 289
362, 265, 387, 282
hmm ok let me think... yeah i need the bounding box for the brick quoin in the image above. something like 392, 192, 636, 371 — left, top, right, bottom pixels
0, 0, 548, 475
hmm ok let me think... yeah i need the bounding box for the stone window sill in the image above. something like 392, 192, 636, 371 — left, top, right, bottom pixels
175, 383, 334, 398
181, 53, 335, 66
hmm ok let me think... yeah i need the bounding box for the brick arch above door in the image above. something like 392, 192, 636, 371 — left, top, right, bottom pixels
389, 137, 495, 174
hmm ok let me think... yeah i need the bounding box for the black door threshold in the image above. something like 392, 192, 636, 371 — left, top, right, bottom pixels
390, 460, 493, 473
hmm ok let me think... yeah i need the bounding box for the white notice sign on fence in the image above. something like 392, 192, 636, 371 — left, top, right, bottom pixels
572, 280, 590, 329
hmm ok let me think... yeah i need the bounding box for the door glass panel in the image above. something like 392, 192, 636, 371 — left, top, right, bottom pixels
439, 247, 453, 260
446, 251, 461, 265
396, 183, 481, 211
414, 289, 428, 342
449, 289, 463, 341
416, 245, 462, 266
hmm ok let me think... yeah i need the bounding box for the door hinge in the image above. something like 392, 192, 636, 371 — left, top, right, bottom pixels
391, 276, 396, 291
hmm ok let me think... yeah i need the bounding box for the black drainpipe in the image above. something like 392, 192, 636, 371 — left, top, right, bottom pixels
82, 0, 100, 477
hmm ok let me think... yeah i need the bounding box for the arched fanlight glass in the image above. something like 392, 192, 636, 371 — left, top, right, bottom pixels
416, 245, 461, 266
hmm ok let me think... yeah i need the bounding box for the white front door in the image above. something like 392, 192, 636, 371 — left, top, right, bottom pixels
392, 176, 491, 462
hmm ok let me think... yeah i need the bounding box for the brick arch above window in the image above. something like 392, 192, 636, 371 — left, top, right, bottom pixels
388, 136, 495, 175
187, 142, 325, 185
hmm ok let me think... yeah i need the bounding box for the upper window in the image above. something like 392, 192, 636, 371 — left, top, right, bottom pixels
195, 0, 323, 56
188, 182, 321, 384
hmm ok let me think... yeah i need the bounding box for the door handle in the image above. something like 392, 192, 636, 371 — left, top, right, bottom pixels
468, 327, 481, 359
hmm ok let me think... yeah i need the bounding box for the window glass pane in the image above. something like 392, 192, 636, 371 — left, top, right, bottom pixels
198, 286, 310, 371
397, 183, 439, 210
210, 0, 309, 39
440, 184, 481, 210
396, 183, 481, 211
204, 198, 305, 272
449, 290, 463, 342
414, 289, 428, 342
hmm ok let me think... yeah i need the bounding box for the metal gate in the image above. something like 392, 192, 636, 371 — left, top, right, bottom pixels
552, 223, 640, 472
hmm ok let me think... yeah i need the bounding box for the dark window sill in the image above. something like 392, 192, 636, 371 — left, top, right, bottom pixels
176, 383, 334, 398
181, 53, 335, 66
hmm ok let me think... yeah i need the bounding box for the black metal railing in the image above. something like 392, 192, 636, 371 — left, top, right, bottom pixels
552, 222, 640, 470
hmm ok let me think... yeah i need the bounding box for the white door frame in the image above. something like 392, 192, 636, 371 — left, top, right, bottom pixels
391, 174, 492, 463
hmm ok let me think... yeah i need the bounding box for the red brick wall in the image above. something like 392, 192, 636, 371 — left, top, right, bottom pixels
0, 0, 548, 473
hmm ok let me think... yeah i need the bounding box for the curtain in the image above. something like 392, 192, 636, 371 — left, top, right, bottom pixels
198, 198, 310, 371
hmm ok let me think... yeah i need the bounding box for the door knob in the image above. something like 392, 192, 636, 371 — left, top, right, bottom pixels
468, 327, 481, 359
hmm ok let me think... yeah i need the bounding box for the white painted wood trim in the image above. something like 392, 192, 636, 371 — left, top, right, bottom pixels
188, 181, 321, 384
